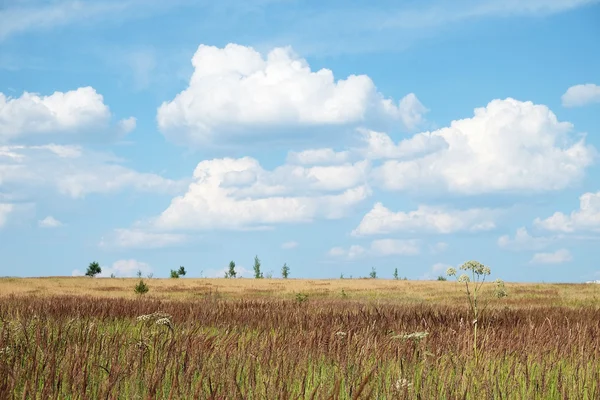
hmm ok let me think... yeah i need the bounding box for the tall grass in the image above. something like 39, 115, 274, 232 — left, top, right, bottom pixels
0, 295, 599, 398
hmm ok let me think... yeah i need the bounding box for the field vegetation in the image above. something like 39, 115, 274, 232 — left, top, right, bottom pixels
0, 277, 599, 398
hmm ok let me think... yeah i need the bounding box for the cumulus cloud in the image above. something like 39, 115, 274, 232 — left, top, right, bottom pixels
529, 249, 572, 264
38, 215, 62, 228
0, 87, 134, 142
0, 144, 184, 199
157, 43, 427, 144
328, 239, 420, 260
359, 128, 447, 160
561, 84, 600, 108
497, 227, 554, 251
100, 229, 189, 249
373, 98, 595, 194
72, 259, 152, 278
150, 157, 370, 231
352, 202, 497, 236
534, 191, 600, 232
117, 117, 137, 135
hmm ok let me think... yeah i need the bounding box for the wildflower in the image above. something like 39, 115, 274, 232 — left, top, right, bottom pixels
335, 331, 347, 338
394, 378, 413, 391
156, 317, 174, 332
446, 267, 457, 277
392, 331, 429, 342
458, 274, 470, 283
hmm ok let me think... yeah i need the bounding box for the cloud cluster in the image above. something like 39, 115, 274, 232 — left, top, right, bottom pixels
0, 87, 134, 142
72, 259, 152, 278
373, 98, 595, 194
151, 157, 370, 231
157, 44, 427, 144
529, 249, 572, 265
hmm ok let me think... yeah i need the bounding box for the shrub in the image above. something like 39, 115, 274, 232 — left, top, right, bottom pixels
369, 267, 377, 279
437, 275, 447, 281
134, 279, 149, 295
85, 262, 101, 277
226, 261, 237, 278
177, 266, 186, 277
170, 270, 180, 279
393, 268, 399, 280
253, 255, 263, 279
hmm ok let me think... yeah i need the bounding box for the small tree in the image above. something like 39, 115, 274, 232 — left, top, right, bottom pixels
177, 266, 186, 277
170, 270, 180, 278
134, 279, 149, 295
253, 255, 263, 279
85, 261, 101, 277
136, 269, 143, 278
227, 261, 237, 278
281, 263, 290, 279
437, 275, 447, 281
447, 260, 507, 361
369, 267, 377, 279
393, 268, 399, 280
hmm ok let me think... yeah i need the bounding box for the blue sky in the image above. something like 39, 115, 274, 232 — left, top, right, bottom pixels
1, 0, 599, 282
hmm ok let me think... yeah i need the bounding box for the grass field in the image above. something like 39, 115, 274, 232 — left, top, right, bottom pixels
1, 278, 599, 398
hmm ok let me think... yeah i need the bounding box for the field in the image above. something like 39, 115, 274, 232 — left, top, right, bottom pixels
1, 278, 599, 399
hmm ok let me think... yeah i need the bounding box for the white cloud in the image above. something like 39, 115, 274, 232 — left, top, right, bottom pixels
157, 44, 427, 144
328, 239, 419, 260
497, 227, 553, 251
561, 84, 600, 108
0, 144, 184, 199
100, 229, 189, 249
117, 117, 137, 135
373, 98, 595, 194
359, 128, 447, 160
353, 202, 497, 236
72, 259, 153, 278
0, 87, 121, 142
420, 262, 452, 280
534, 191, 600, 232
0, 203, 14, 228
281, 241, 298, 249
529, 249, 572, 264
151, 157, 370, 231
38, 215, 62, 228
286, 148, 350, 165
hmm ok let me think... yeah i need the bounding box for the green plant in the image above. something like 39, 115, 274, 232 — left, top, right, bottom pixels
178, 266, 186, 277
437, 275, 447, 281
340, 273, 344, 279
295, 292, 308, 303
85, 261, 101, 277
170, 270, 180, 278
447, 260, 507, 361
281, 263, 290, 279
136, 269, 143, 278
134, 279, 149, 295
369, 267, 377, 279
226, 261, 237, 278
393, 268, 399, 280
253, 255, 263, 279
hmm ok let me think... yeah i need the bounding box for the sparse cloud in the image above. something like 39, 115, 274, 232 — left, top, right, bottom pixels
328, 239, 420, 260
534, 192, 600, 233
561, 83, 600, 107
497, 227, 554, 251
529, 249, 572, 264
100, 229, 189, 249
281, 241, 298, 249
38, 215, 62, 228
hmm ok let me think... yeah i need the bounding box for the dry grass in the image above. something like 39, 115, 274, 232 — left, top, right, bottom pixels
0, 277, 598, 307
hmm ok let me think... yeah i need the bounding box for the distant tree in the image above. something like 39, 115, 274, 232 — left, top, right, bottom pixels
369, 267, 377, 279
393, 268, 399, 280
178, 266, 186, 277
227, 261, 237, 278
85, 261, 102, 277
281, 263, 290, 279
253, 255, 263, 279
437, 275, 447, 281
340, 273, 344, 279
136, 269, 143, 278
134, 279, 149, 295
170, 270, 180, 278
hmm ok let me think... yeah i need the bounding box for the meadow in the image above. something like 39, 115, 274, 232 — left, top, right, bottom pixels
0, 277, 599, 399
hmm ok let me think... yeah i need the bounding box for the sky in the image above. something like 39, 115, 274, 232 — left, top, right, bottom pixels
0, 0, 599, 282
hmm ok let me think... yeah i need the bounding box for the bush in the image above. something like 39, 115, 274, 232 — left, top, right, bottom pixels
369, 267, 377, 279
170, 270, 180, 279
178, 266, 186, 277
437, 275, 447, 281
253, 255, 263, 279
281, 263, 290, 279
85, 262, 101, 277
134, 279, 149, 295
